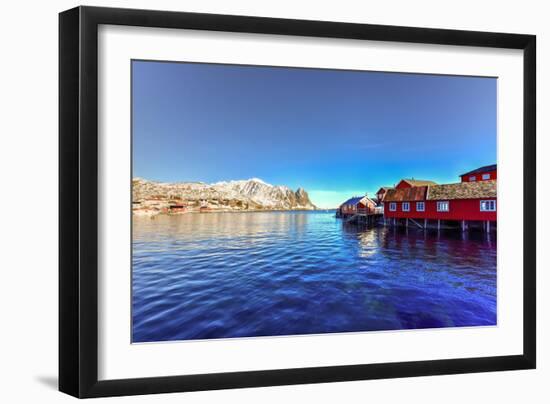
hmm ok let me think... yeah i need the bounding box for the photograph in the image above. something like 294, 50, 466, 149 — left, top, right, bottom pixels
131, 60, 497, 343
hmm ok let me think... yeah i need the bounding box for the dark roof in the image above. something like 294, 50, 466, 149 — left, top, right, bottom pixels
341, 196, 364, 206
398, 179, 437, 187
427, 180, 497, 200
376, 187, 392, 193
383, 186, 428, 202
340, 196, 377, 207
460, 164, 497, 176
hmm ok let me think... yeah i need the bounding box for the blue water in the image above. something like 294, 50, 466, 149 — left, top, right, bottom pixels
132, 211, 496, 343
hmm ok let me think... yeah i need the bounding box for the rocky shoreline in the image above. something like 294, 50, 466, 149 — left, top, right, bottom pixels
132, 177, 317, 216
133, 207, 318, 217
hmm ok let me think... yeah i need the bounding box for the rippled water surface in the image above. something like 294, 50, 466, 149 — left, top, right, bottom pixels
132, 211, 496, 342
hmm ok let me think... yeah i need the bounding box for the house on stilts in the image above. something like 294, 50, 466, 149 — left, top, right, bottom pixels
382, 165, 497, 231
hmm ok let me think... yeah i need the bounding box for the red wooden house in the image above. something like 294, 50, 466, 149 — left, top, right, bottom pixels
382, 186, 429, 220
383, 178, 496, 230
425, 181, 496, 222
460, 164, 497, 182
339, 196, 377, 217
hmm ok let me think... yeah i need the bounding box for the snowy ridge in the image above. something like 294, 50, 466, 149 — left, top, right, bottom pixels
132, 177, 317, 212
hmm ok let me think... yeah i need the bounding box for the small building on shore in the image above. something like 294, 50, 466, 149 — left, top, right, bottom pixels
338, 196, 377, 217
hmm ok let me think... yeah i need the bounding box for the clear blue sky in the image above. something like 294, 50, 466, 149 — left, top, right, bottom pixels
132, 60, 496, 208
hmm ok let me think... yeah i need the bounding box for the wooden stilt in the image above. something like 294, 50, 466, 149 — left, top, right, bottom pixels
486, 221, 490, 233
461, 220, 466, 232
406, 218, 408, 228
424, 218, 427, 229
437, 220, 441, 230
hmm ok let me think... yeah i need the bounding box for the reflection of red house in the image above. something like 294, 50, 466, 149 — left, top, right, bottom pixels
460, 164, 497, 182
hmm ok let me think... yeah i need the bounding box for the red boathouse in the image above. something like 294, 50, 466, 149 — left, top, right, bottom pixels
339, 196, 377, 217
460, 164, 497, 183
383, 179, 497, 231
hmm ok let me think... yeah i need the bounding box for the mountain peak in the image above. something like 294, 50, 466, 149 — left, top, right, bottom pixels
247, 177, 270, 185
132, 177, 317, 214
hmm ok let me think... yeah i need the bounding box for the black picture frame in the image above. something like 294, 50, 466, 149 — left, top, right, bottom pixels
59, 5, 536, 398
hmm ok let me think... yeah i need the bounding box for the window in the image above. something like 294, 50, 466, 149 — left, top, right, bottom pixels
482, 173, 491, 180
469, 176, 476, 182
402, 202, 410, 212
416, 201, 425, 211
437, 201, 449, 212
480, 200, 496, 211
389, 202, 396, 211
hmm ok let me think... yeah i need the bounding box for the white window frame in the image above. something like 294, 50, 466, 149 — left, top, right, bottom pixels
469, 176, 476, 181
402, 202, 410, 212
416, 201, 425, 211
437, 201, 450, 212
480, 200, 496, 211
482, 173, 491, 180
389, 202, 396, 211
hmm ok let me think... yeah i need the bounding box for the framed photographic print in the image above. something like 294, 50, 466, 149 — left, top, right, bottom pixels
59, 6, 536, 398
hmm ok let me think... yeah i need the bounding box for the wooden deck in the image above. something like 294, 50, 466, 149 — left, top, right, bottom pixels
342, 207, 384, 225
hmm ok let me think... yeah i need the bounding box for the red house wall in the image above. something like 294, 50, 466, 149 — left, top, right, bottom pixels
460, 170, 497, 183
396, 180, 412, 189
384, 199, 496, 221
384, 201, 426, 219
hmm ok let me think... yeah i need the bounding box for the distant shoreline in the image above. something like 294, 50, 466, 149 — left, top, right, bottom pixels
133, 208, 335, 217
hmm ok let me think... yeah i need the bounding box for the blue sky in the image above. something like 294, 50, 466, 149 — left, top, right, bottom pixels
132, 60, 496, 208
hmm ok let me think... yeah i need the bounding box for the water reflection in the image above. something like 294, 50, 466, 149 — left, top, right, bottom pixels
132, 211, 496, 342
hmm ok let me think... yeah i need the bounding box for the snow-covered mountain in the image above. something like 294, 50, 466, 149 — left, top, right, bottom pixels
132, 177, 317, 213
